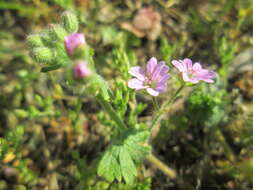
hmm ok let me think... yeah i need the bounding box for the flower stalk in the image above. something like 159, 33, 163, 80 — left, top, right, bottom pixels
96, 94, 127, 131
150, 84, 185, 130
147, 153, 177, 179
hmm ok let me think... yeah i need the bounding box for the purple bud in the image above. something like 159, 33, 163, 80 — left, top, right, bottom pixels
64, 33, 85, 56
74, 61, 91, 78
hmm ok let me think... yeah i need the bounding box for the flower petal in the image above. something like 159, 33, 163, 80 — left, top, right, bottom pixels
74, 61, 91, 78
157, 74, 170, 84
155, 83, 167, 93
182, 72, 199, 83
172, 60, 185, 72
151, 62, 169, 82
183, 58, 193, 71
193, 62, 202, 71
202, 78, 214, 83
159, 61, 169, 75
146, 57, 157, 76
128, 78, 147, 90
197, 70, 217, 83
146, 88, 159, 96
128, 66, 145, 81
64, 33, 85, 56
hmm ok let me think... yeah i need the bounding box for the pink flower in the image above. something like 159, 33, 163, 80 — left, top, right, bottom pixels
128, 57, 170, 96
64, 33, 85, 56
172, 58, 217, 84
74, 61, 91, 78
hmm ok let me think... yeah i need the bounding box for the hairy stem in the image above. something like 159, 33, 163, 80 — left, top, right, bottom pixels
96, 94, 127, 130
150, 84, 185, 130
152, 97, 159, 111
147, 154, 177, 179
72, 86, 85, 132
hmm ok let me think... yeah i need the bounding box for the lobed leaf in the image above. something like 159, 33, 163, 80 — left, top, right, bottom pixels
119, 147, 137, 185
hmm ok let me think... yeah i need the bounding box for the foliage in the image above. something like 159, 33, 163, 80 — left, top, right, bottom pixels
98, 129, 151, 184
1, 0, 253, 189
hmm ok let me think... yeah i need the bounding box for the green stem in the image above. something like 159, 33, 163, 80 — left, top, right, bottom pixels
147, 154, 177, 179
72, 87, 85, 132
96, 94, 177, 180
150, 84, 185, 130
152, 97, 159, 111
96, 94, 127, 130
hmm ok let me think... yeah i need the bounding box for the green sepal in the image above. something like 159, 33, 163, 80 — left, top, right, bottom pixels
32, 47, 54, 63
26, 34, 44, 48
49, 24, 68, 41
61, 11, 79, 33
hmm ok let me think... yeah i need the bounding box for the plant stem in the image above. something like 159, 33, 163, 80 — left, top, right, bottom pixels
147, 154, 177, 179
72, 87, 85, 132
96, 93, 177, 180
150, 84, 185, 130
152, 97, 159, 111
96, 94, 127, 130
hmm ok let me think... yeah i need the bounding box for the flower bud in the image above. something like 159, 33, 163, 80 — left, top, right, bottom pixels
26, 34, 44, 48
74, 60, 91, 78
32, 47, 54, 63
49, 24, 68, 41
61, 11, 79, 33
64, 33, 85, 56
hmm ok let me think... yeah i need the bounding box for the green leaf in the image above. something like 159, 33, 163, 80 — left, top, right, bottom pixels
126, 131, 150, 144
97, 148, 114, 182
124, 142, 151, 162
98, 145, 122, 182
111, 146, 122, 182
119, 147, 137, 185
41, 64, 62, 72
93, 75, 111, 101
97, 129, 151, 185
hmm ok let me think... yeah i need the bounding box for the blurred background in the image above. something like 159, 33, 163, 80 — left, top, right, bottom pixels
0, 0, 253, 189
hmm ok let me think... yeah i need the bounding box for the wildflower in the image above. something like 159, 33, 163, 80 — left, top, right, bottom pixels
128, 57, 170, 96
64, 33, 85, 56
172, 58, 217, 84
74, 60, 91, 78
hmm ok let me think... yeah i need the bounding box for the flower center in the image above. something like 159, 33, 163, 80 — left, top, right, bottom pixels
144, 77, 156, 88
188, 69, 196, 79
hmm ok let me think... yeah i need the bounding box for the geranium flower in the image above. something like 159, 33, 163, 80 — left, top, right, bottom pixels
172, 58, 216, 84
64, 33, 85, 56
74, 60, 91, 78
128, 57, 170, 96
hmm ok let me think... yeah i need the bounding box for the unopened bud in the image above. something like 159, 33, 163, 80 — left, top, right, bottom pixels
74, 60, 91, 78
61, 11, 79, 33
49, 24, 68, 41
64, 33, 85, 56
32, 47, 54, 63
26, 34, 44, 48
41, 32, 54, 47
